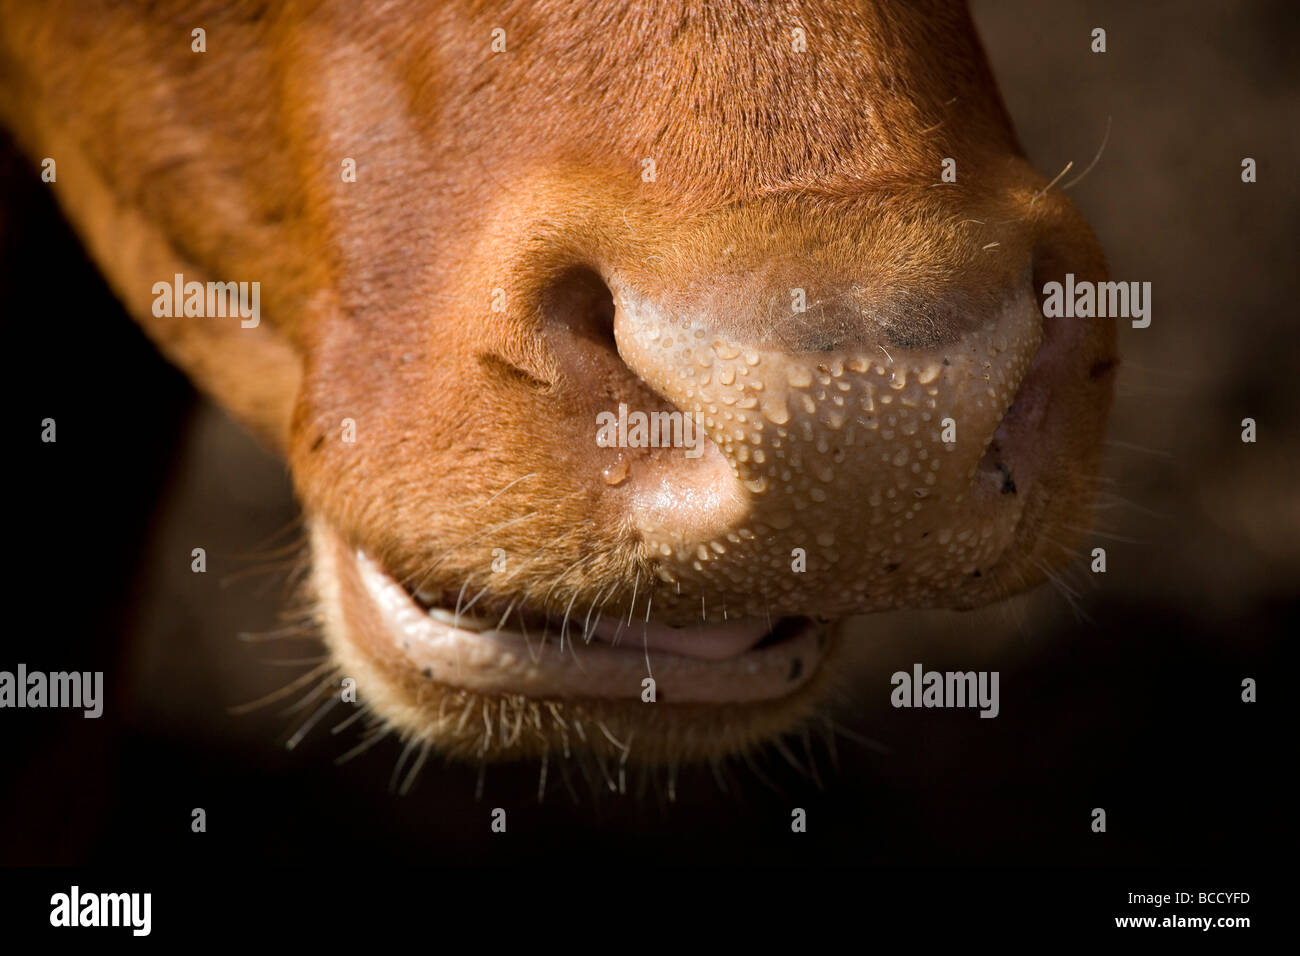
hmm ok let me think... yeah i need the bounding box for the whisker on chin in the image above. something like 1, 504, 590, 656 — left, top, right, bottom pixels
285, 694, 341, 750
218, 556, 303, 589
388, 738, 420, 793
1104, 438, 1174, 459
237, 514, 309, 558
330, 702, 371, 735
236, 624, 317, 643
335, 725, 392, 766
398, 739, 433, 796
1059, 524, 1145, 545
1030, 556, 1091, 625
260, 655, 333, 666
228, 660, 334, 716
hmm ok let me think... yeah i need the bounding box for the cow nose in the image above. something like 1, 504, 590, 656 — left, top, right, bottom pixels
604, 267, 1044, 621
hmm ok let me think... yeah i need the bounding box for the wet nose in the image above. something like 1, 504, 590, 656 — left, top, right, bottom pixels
603, 260, 1044, 622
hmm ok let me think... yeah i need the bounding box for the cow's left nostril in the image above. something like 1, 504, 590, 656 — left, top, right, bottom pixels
1089, 357, 1119, 379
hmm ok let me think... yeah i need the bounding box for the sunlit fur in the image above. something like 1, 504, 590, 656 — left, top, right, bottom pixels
0, 0, 1116, 767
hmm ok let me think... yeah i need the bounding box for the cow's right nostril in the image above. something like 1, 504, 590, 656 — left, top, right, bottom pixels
536, 266, 748, 556
541, 265, 658, 405
541, 266, 617, 354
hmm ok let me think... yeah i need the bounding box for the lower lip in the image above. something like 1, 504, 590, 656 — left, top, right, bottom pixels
313, 522, 831, 704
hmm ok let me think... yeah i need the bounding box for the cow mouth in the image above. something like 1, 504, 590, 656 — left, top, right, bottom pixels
312, 521, 834, 705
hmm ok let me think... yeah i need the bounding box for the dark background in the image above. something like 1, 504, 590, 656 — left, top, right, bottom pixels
1, 0, 1293, 869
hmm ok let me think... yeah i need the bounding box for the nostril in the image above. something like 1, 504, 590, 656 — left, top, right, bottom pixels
976, 446, 1019, 495
1088, 357, 1119, 379
535, 266, 745, 548
980, 247, 1099, 501
541, 266, 616, 352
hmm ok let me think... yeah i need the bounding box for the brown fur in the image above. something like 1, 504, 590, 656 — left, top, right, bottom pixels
0, 0, 1116, 763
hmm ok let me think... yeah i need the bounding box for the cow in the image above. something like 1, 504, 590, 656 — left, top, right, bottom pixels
0, 0, 1117, 771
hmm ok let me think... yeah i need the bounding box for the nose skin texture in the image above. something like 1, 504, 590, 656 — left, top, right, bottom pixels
608, 279, 1043, 623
